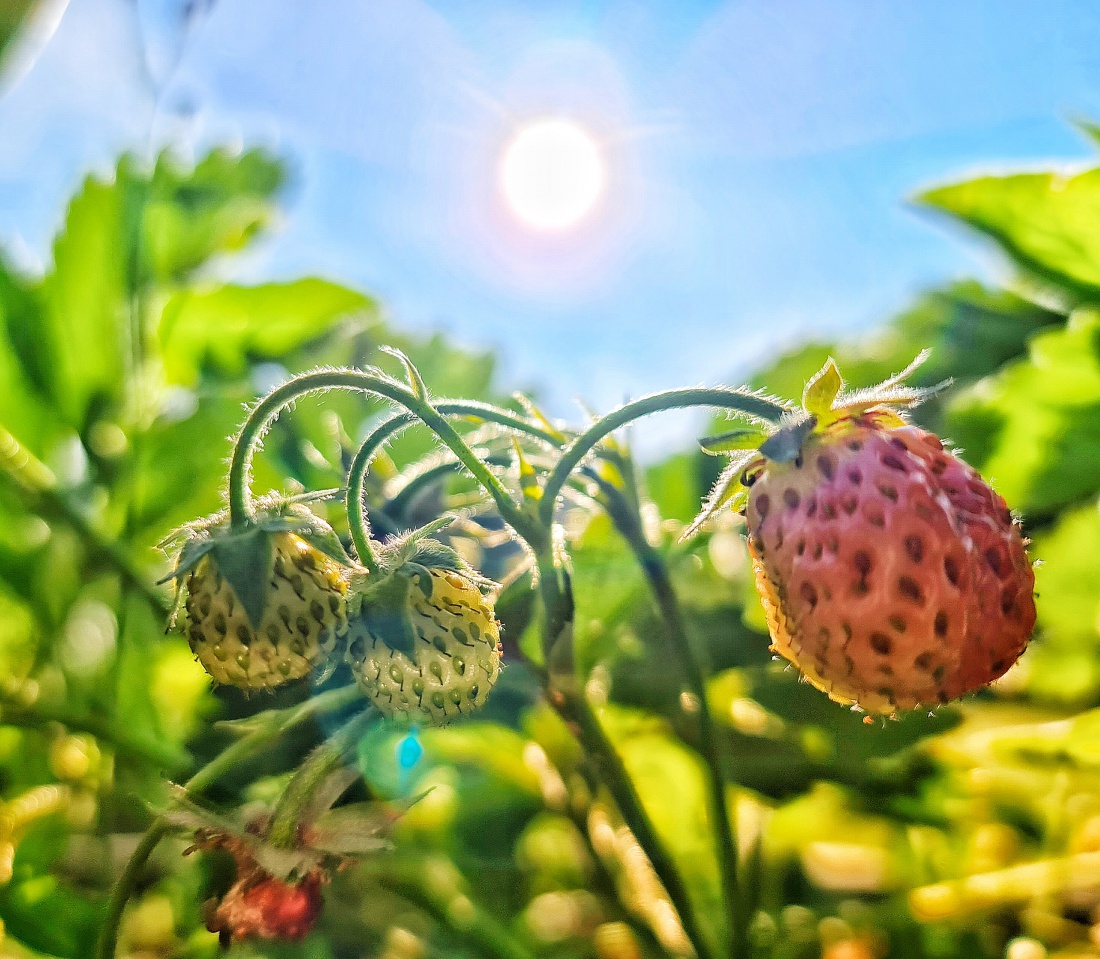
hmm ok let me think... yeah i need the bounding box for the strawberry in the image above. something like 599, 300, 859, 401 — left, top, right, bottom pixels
163, 499, 351, 691
344, 531, 502, 723
206, 870, 323, 944
693, 355, 1035, 715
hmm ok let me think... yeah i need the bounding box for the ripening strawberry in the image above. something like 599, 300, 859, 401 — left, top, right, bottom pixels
206, 871, 323, 944
693, 355, 1036, 715
344, 537, 502, 723
164, 501, 350, 691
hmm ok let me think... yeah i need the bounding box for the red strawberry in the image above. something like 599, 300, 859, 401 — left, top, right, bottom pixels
697, 356, 1036, 716
206, 870, 323, 944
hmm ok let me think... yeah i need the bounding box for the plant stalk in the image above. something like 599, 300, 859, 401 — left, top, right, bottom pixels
267, 707, 375, 849
227, 370, 545, 549
539, 388, 787, 525
596, 476, 743, 957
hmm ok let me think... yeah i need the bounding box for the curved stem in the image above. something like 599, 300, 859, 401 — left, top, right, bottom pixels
228, 371, 541, 546
539, 388, 786, 526
556, 680, 718, 959
346, 413, 415, 573
344, 399, 566, 568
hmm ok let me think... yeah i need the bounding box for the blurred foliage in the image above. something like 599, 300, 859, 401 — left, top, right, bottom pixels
3, 122, 1100, 959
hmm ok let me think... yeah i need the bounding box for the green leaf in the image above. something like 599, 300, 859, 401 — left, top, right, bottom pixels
38, 167, 139, 428
946, 308, 1100, 514
158, 279, 372, 386
143, 148, 286, 281
1032, 502, 1100, 652
0, 870, 101, 958
919, 166, 1100, 299
802, 358, 843, 415
0, 0, 45, 73
0, 262, 59, 458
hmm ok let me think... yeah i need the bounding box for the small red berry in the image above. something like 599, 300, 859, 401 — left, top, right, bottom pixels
746, 414, 1035, 715
206, 871, 323, 944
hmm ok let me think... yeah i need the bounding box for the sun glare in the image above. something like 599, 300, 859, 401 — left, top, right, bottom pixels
501, 119, 604, 231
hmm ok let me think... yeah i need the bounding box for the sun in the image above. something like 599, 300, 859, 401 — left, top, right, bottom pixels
500, 119, 605, 231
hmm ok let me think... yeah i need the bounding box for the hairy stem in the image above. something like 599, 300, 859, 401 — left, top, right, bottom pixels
537, 557, 717, 959
539, 388, 786, 526
595, 474, 743, 957
227, 370, 544, 547
344, 399, 565, 567
267, 707, 375, 849
555, 681, 717, 959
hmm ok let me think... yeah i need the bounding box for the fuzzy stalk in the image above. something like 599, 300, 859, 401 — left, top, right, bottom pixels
594, 473, 743, 957
227, 370, 542, 547
267, 707, 375, 849
539, 388, 787, 526
344, 398, 565, 567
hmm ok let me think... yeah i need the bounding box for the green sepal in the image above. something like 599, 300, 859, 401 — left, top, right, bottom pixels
758, 415, 817, 463
682, 448, 760, 541
513, 392, 568, 442
698, 426, 768, 455
210, 529, 276, 631
358, 572, 418, 658
376, 516, 460, 573
513, 438, 544, 501
802, 358, 843, 416
310, 801, 400, 856
156, 536, 217, 584
257, 502, 353, 567
380, 345, 429, 400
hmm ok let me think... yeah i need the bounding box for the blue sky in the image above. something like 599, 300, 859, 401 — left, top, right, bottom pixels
2, 0, 1100, 450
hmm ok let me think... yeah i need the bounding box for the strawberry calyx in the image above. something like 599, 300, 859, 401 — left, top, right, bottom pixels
160, 496, 352, 629
685, 353, 946, 539
347, 519, 497, 659
164, 775, 399, 944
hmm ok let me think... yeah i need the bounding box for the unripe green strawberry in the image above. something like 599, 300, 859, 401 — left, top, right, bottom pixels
345, 541, 502, 723
695, 356, 1036, 715
165, 501, 350, 691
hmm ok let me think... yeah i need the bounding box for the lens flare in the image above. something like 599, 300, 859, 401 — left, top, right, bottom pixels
501, 119, 604, 231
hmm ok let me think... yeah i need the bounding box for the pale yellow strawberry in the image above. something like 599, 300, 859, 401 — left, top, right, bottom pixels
345, 567, 501, 723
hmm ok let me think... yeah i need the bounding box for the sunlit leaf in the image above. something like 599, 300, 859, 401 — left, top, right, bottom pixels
38, 167, 138, 428
947, 308, 1100, 514
159, 280, 373, 386
143, 148, 286, 280
920, 167, 1100, 299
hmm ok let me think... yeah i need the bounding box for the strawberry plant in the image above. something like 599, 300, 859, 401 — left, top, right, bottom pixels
4, 123, 1100, 959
